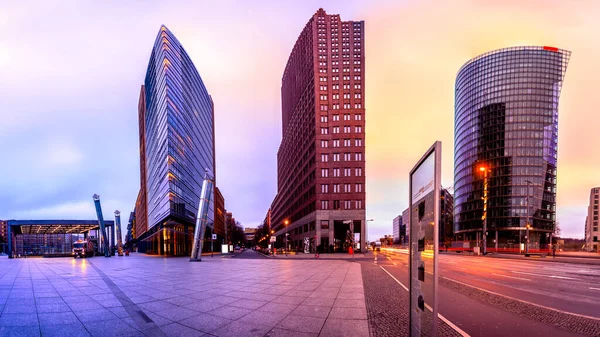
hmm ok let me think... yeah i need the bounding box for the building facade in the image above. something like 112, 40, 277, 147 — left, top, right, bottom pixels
454, 46, 570, 251
269, 8, 366, 253
402, 187, 453, 246
392, 215, 405, 244
135, 25, 216, 255
585, 187, 600, 252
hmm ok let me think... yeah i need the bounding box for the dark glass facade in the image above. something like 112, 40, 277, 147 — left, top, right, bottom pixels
137, 25, 215, 255
454, 46, 570, 250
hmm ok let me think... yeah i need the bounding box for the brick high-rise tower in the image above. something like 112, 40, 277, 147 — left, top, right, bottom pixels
270, 8, 366, 253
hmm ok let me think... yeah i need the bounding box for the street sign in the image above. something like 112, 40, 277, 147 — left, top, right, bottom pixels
212, 234, 217, 240
270, 236, 276, 243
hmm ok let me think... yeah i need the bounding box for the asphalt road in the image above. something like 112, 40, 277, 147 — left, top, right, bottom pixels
374, 248, 600, 319
232, 248, 268, 259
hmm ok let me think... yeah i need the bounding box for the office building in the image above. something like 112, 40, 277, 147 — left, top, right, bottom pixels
134, 25, 216, 255
268, 8, 366, 253
402, 188, 453, 245
585, 187, 600, 252
454, 46, 570, 250
392, 215, 405, 244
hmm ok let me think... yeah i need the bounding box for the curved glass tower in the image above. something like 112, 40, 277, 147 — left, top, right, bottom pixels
454, 46, 570, 250
138, 25, 215, 255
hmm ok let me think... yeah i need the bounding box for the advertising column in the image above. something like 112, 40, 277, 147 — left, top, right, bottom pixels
409, 141, 441, 337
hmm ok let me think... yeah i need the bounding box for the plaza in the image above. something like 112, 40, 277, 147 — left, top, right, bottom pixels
0, 253, 369, 337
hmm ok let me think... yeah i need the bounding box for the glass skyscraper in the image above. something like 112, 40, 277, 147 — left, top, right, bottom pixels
454, 46, 570, 251
136, 25, 215, 255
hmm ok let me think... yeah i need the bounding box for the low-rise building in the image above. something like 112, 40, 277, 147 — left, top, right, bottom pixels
585, 187, 600, 252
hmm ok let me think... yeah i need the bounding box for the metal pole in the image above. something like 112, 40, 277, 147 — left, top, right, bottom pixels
285, 226, 288, 256
482, 169, 488, 255
526, 180, 531, 255
495, 230, 498, 252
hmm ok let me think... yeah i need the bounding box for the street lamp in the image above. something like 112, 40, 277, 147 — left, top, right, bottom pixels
525, 180, 533, 255
478, 165, 491, 255
284, 220, 289, 256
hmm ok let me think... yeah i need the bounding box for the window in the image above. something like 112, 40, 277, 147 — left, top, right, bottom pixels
321, 127, 328, 135
355, 114, 362, 120
321, 184, 329, 193
344, 153, 351, 161
343, 93, 351, 99
320, 85, 327, 91
320, 105, 328, 111
344, 184, 351, 192
321, 201, 329, 210
355, 200, 362, 209
355, 184, 362, 193
333, 184, 340, 193
355, 93, 362, 99
355, 168, 362, 176
355, 153, 363, 161
321, 154, 328, 162
344, 168, 351, 176
333, 139, 340, 147
333, 127, 340, 134
333, 200, 340, 210
321, 168, 328, 177
344, 200, 352, 209
344, 126, 351, 133
333, 153, 340, 161
344, 113, 351, 120
333, 114, 339, 121
355, 139, 362, 146
354, 103, 362, 109
320, 95, 328, 100
333, 94, 339, 99
343, 103, 351, 109
320, 77, 327, 82
320, 140, 328, 147
355, 126, 362, 133
332, 104, 339, 110
344, 139, 351, 147
594, 236, 598, 242
354, 84, 361, 89
320, 115, 328, 123
333, 168, 340, 177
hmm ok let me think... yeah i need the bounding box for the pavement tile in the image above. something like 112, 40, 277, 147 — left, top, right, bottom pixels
163, 296, 198, 307
264, 328, 318, 337
337, 291, 365, 300
159, 322, 205, 337
290, 305, 332, 318
37, 302, 72, 313
184, 300, 226, 313
84, 318, 142, 337
0, 313, 38, 326
36, 297, 66, 305
257, 303, 298, 315
0, 325, 41, 336
302, 296, 336, 307
238, 311, 288, 326
308, 290, 339, 299
179, 312, 231, 333
328, 306, 368, 320
210, 319, 272, 337
75, 307, 119, 322
143, 311, 174, 327
333, 299, 366, 308
3, 303, 37, 314
34, 292, 60, 298
40, 322, 91, 337
271, 295, 306, 305
229, 299, 267, 310
108, 306, 131, 318
284, 290, 313, 298
153, 305, 199, 322
276, 315, 326, 334
38, 311, 80, 326
208, 306, 252, 320
320, 318, 369, 337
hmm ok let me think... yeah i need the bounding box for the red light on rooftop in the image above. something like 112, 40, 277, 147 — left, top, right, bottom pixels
543, 46, 559, 52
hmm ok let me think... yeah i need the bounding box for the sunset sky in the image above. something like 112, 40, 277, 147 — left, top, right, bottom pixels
0, 0, 598, 240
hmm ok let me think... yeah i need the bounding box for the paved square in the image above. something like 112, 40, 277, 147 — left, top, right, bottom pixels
0, 254, 369, 337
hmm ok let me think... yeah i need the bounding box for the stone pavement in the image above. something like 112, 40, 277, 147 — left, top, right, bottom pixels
0, 254, 370, 337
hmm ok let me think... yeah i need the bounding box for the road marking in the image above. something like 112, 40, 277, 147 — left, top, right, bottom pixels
590, 287, 600, 291
379, 266, 470, 337
442, 276, 600, 322
492, 273, 531, 281
511, 271, 576, 280
393, 262, 398, 266
386, 256, 392, 261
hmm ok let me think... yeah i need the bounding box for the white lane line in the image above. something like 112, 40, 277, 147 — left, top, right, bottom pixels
511, 271, 576, 280
379, 265, 470, 337
590, 287, 600, 291
393, 262, 398, 266
492, 273, 531, 281
386, 256, 392, 261
443, 276, 600, 322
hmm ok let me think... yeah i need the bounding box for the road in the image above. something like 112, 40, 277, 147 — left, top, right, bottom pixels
375, 247, 600, 318
359, 247, 600, 337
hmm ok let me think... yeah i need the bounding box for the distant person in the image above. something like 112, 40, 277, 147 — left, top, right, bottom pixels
315, 244, 320, 258
552, 244, 556, 258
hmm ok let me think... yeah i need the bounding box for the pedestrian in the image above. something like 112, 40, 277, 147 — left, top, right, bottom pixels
348, 245, 354, 257
552, 244, 556, 258
315, 244, 320, 258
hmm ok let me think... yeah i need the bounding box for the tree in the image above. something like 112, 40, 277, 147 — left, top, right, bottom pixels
555, 221, 562, 237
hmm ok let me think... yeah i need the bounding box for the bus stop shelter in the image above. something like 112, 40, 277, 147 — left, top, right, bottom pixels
6, 220, 115, 258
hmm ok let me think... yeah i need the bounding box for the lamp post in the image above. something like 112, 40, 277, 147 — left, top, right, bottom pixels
284, 220, 289, 256
478, 166, 491, 255
525, 180, 533, 255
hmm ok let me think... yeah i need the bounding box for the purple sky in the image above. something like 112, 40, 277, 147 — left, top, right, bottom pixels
1, 0, 599, 240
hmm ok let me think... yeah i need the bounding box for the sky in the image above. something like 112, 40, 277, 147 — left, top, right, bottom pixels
0, 0, 599, 240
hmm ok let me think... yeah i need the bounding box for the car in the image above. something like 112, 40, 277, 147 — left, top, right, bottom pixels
375, 242, 382, 251
234, 246, 242, 253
